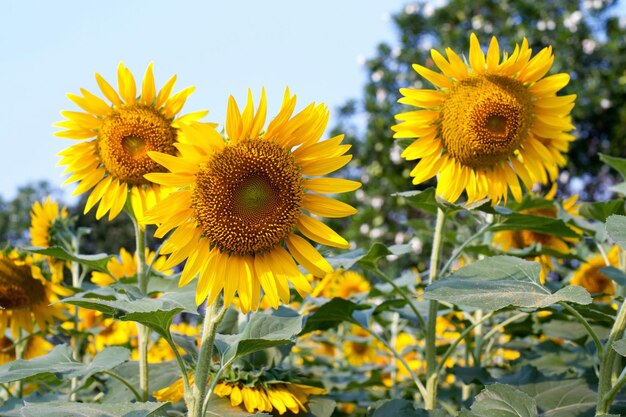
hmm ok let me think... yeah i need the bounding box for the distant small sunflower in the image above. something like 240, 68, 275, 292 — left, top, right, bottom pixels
570, 246, 618, 301
311, 269, 370, 299
0, 251, 69, 338
90, 247, 172, 287
56, 63, 207, 221
29, 197, 69, 248
0, 335, 54, 365
393, 34, 575, 204
145, 89, 360, 311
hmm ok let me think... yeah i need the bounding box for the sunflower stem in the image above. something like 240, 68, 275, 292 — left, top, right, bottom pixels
130, 213, 150, 401
14, 329, 25, 398
596, 298, 626, 414
190, 301, 226, 417
424, 207, 446, 410
70, 235, 81, 402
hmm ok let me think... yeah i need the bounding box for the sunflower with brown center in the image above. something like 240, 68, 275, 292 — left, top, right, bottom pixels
393, 34, 575, 204
144, 89, 360, 311
55, 63, 208, 221
0, 251, 70, 338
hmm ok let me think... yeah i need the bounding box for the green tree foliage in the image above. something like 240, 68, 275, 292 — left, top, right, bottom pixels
0, 181, 60, 246
333, 0, 626, 254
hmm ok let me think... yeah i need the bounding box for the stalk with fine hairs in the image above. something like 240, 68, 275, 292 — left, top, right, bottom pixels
130, 213, 150, 401
424, 207, 446, 410
189, 300, 227, 417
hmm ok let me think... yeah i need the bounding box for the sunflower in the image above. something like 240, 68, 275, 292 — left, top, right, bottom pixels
144, 89, 360, 311
0, 335, 54, 365
0, 251, 70, 338
311, 269, 371, 299
29, 197, 69, 248
56, 63, 207, 221
90, 247, 173, 287
393, 34, 575, 204
154, 374, 325, 415
570, 246, 619, 301
343, 326, 378, 366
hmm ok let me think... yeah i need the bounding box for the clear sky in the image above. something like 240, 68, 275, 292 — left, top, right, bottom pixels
0, 0, 410, 200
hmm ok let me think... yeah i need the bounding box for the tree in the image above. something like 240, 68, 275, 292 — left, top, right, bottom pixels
332, 0, 626, 256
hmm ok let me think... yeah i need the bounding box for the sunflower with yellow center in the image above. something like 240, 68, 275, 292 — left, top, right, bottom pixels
570, 246, 619, 301
145, 89, 360, 311
56, 63, 207, 221
90, 247, 173, 286
154, 375, 325, 415
393, 34, 575, 204
311, 269, 371, 299
0, 251, 70, 338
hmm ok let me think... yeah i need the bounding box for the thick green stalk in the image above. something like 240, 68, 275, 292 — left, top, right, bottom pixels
131, 215, 150, 401
190, 302, 226, 417
596, 300, 626, 414
424, 207, 446, 410
70, 236, 81, 401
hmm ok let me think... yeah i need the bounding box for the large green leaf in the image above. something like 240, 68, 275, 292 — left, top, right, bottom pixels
489, 213, 579, 238
423, 256, 592, 310
0, 345, 129, 384
62, 286, 197, 336
606, 215, 626, 249
295, 398, 337, 417
462, 384, 538, 417
4, 401, 168, 417
600, 153, 626, 179
517, 379, 596, 417
579, 201, 625, 222
103, 361, 181, 404
23, 246, 113, 273
366, 399, 445, 417
215, 313, 303, 366
300, 298, 371, 334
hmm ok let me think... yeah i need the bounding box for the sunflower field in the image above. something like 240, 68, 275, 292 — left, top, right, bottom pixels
2, 1, 626, 416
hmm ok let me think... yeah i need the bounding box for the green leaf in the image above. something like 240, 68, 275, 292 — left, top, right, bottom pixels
103, 361, 181, 404
394, 188, 440, 215
613, 339, 626, 356
23, 246, 113, 273
356, 242, 413, 271
579, 201, 625, 222
606, 215, 626, 249
296, 398, 337, 417
216, 313, 303, 366
367, 399, 436, 417
10, 401, 168, 417
62, 286, 197, 337
301, 298, 371, 334
600, 153, 626, 179
0, 345, 129, 384
517, 378, 596, 417
490, 212, 579, 238
424, 256, 592, 310
204, 397, 270, 416
463, 383, 538, 417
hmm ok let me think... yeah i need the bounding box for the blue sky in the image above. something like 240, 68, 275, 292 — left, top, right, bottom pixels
0, 0, 409, 200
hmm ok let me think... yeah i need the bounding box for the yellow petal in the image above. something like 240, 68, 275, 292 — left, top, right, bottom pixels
297, 215, 349, 249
